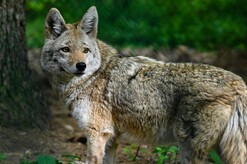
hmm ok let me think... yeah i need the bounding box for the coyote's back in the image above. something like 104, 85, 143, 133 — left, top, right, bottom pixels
41, 6, 247, 164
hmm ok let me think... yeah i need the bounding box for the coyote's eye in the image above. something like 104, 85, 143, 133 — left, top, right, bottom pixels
83, 48, 90, 53
60, 47, 70, 52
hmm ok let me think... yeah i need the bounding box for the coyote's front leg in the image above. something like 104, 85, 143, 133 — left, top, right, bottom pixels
86, 128, 113, 164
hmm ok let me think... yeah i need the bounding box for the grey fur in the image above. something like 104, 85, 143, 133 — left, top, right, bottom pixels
41, 6, 247, 164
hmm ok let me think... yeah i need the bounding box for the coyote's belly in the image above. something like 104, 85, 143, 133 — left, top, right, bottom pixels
117, 119, 176, 144
109, 83, 177, 144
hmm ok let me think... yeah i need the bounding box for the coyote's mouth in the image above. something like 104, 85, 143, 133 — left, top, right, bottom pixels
73, 72, 84, 76
59, 65, 85, 76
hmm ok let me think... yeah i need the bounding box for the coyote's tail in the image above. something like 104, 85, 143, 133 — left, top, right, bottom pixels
220, 94, 247, 164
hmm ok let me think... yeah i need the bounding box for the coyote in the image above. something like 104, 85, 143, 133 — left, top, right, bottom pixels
41, 6, 247, 164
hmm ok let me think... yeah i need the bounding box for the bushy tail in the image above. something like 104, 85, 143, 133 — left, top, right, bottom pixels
220, 95, 247, 164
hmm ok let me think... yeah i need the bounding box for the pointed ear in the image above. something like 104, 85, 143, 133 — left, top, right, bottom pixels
78, 6, 98, 38
45, 8, 67, 39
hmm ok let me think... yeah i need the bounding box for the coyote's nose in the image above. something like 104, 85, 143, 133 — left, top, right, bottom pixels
76, 62, 86, 72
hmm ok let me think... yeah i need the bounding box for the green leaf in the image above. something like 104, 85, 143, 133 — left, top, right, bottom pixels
168, 146, 179, 153
209, 150, 224, 164
152, 147, 162, 153
153, 146, 168, 154
0, 152, 7, 162
36, 155, 57, 164
123, 147, 131, 154
157, 155, 169, 164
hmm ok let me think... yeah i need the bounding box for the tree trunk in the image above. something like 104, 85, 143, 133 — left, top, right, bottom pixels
0, 0, 50, 128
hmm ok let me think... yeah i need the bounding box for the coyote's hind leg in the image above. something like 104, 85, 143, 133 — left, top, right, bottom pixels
175, 104, 231, 164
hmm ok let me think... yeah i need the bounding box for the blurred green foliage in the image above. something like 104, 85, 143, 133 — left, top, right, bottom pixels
26, 0, 247, 50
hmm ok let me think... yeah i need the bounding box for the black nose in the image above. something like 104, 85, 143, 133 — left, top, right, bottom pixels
76, 62, 86, 72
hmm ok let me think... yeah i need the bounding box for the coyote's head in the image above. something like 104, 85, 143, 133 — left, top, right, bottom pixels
41, 6, 100, 81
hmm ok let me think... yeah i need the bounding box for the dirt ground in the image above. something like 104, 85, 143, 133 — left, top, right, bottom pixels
1, 47, 246, 164
0, 87, 160, 164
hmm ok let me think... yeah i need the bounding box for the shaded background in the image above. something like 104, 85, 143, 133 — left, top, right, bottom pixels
26, 0, 247, 50
1, 0, 246, 163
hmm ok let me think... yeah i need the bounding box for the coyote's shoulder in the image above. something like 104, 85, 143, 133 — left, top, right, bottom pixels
41, 6, 247, 164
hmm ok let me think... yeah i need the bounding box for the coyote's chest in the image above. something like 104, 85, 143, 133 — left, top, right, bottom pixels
64, 78, 94, 129
70, 96, 92, 129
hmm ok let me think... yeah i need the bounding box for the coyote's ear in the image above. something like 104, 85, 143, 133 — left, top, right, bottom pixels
78, 6, 98, 38
45, 8, 67, 39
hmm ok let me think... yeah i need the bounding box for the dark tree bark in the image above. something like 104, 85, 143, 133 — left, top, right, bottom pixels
0, 0, 50, 128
